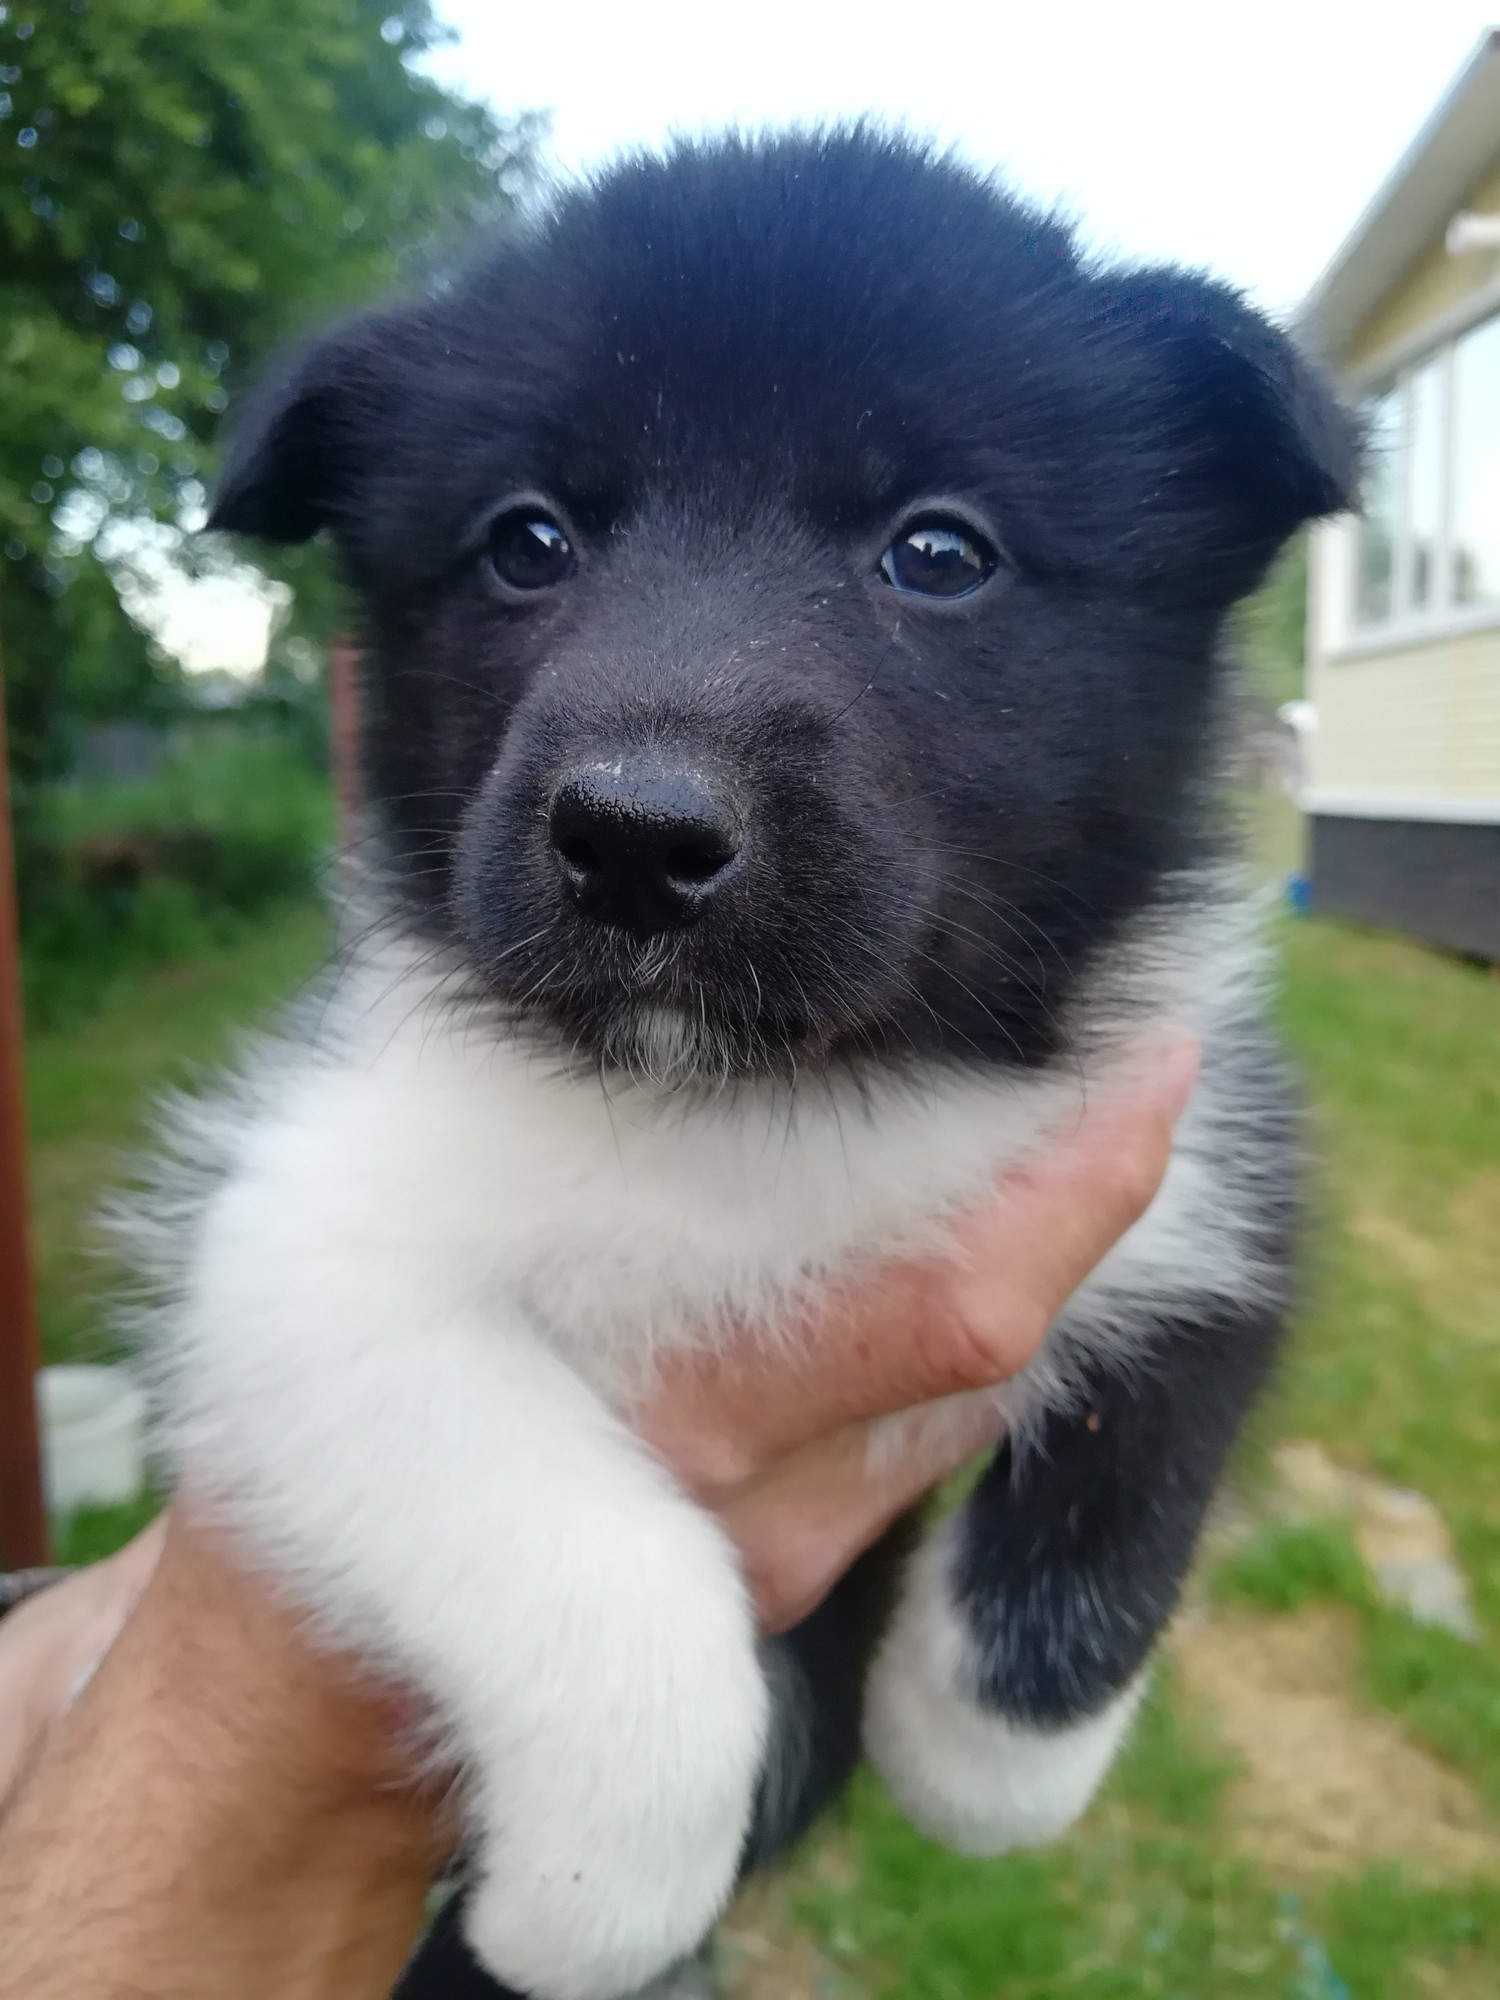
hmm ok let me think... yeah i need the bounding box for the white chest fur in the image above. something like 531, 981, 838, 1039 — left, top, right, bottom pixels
158, 922, 1256, 1411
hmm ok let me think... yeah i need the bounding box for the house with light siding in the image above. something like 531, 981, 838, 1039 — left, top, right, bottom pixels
1298, 30, 1500, 959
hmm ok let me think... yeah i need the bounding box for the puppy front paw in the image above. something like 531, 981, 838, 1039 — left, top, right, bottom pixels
467, 1859, 730, 2000
863, 1532, 1145, 1856
461, 1546, 768, 2000
865, 1642, 1145, 1854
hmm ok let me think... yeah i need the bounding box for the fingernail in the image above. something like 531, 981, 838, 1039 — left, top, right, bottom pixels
64, 1649, 107, 1712
62, 1605, 131, 1714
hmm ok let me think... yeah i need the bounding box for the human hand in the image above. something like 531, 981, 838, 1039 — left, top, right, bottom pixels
643, 1036, 1199, 1631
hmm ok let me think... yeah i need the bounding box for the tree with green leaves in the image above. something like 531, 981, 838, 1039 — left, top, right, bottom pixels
1236, 537, 1309, 714
0, 0, 536, 820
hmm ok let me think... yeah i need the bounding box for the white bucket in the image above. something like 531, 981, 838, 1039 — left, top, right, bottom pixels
37, 1365, 148, 1517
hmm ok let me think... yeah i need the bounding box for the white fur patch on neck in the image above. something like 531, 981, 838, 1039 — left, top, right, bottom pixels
114, 874, 1272, 1412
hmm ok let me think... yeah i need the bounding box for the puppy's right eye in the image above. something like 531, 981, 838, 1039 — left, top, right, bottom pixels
486, 512, 576, 593
879, 519, 998, 599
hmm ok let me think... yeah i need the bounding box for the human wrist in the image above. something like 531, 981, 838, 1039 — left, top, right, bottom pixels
0, 1514, 442, 2000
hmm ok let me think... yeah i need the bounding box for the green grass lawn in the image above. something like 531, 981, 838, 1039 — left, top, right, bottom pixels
22, 886, 1500, 1996
26, 900, 331, 1365
1277, 921, 1500, 1615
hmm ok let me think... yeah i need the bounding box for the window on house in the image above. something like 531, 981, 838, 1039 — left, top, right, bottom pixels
1356, 388, 1400, 623
1407, 358, 1444, 610
1353, 308, 1500, 629
1453, 314, 1500, 606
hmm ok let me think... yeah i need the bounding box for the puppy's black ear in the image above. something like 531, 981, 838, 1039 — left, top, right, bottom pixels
1096, 269, 1361, 595
208, 313, 406, 544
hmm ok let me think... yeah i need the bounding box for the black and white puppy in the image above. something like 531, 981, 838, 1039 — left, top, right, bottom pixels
135, 132, 1355, 2000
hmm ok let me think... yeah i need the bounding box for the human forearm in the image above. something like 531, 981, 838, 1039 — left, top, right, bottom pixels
0, 1514, 440, 2000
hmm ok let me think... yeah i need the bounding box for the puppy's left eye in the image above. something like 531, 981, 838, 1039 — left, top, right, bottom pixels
879, 519, 998, 599
487, 512, 576, 592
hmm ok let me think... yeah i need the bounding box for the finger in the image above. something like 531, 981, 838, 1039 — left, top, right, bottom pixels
727, 1397, 1006, 1634
647, 1036, 1198, 1478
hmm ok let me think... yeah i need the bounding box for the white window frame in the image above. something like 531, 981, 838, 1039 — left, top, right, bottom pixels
1326, 286, 1500, 661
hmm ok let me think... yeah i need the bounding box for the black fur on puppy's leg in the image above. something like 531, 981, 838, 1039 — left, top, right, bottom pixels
865, 1291, 1288, 1855
864, 1019, 1303, 1852
390, 1892, 512, 2000
959, 1298, 1286, 1727
743, 1512, 918, 1871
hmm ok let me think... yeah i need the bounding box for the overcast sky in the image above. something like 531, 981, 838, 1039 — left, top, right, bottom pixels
428, 0, 1495, 318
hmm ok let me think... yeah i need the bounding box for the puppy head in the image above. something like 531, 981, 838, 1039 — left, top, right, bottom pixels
213, 131, 1356, 1084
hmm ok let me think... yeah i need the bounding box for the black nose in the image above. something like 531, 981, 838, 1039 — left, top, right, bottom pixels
547, 761, 744, 934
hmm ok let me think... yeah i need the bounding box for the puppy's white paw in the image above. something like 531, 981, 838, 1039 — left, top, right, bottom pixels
863, 1531, 1145, 1855
461, 1543, 768, 2000
866, 1648, 1145, 1855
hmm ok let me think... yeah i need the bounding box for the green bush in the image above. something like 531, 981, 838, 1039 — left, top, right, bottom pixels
20, 733, 334, 1029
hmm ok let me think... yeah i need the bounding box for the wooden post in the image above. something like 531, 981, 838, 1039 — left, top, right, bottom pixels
0, 631, 50, 1567
328, 631, 361, 847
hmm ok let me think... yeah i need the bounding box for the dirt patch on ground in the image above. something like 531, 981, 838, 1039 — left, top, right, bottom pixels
719, 1874, 845, 2000
1350, 1180, 1500, 1340
1171, 1605, 1500, 1880
1412, 1951, 1498, 1999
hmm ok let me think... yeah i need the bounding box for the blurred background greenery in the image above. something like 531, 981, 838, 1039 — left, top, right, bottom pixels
3, 0, 538, 1024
